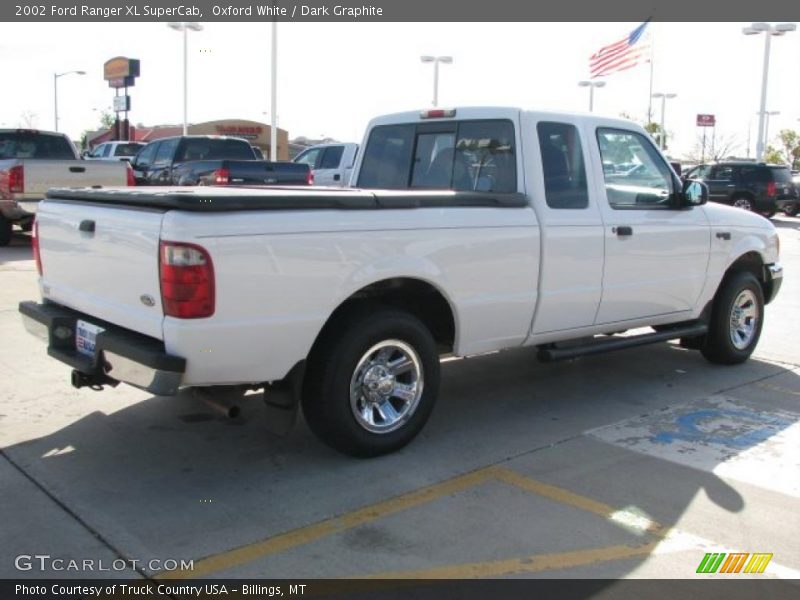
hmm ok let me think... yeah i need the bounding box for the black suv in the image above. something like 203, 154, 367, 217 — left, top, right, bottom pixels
683, 161, 797, 217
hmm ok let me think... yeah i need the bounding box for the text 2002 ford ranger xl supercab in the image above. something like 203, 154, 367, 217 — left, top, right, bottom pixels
20, 107, 783, 457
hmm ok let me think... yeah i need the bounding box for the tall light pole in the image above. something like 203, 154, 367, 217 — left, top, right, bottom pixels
270, 21, 278, 161
762, 111, 780, 157
578, 81, 606, 112
420, 55, 453, 107
743, 22, 796, 161
168, 22, 203, 136
651, 92, 677, 150
53, 70, 86, 132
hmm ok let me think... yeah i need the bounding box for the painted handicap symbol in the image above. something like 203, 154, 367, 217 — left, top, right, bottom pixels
652, 408, 790, 448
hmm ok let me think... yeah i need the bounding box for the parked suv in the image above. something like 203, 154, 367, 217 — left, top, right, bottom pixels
683, 161, 797, 217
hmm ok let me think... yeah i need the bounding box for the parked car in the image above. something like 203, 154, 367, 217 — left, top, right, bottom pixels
293, 142, 358, 187
682, 161, 797, 217
130, 135, 311, 186
785, 171, 800, 217
20, 107, 782, 457
0, 129, 133, 246
85, 141, 146, 162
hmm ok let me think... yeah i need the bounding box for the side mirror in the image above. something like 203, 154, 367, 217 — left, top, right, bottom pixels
681, 178, 708, 207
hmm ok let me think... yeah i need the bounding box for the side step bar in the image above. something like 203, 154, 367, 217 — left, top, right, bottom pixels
537, 323, 708, 363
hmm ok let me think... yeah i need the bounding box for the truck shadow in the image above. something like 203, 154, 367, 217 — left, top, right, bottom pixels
2, 343, 797, 580
0, 232, 33, 265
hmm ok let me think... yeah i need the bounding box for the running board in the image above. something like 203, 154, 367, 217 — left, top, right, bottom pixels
537, 323, 708, 363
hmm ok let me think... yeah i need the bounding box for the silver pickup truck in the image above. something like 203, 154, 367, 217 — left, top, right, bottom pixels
0, 129, 133, 245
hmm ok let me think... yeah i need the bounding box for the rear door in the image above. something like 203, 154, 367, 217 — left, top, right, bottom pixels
314, 145, 345, 186
37, 199, 165, 339
592, 127, 710, 324
704, 164, 738, 205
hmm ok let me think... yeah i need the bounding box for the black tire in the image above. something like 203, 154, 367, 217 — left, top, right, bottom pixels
760, 210, 776, 219
783, 203, 799, 217
302, 307, 440, 457
0, 215, 12, 247
701, 271, 764, 365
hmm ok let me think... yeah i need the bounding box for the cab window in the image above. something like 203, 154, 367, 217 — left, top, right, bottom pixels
596, 128, 674, 209
537, 122, 588, 209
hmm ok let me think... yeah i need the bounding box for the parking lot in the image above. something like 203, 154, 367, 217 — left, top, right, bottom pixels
1, 218, 799, 582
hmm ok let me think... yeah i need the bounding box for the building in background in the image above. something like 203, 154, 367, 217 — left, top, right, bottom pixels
87, 119, 289, 160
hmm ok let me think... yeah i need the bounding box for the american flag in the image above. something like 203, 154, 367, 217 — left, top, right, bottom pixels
589, 21, 651, 79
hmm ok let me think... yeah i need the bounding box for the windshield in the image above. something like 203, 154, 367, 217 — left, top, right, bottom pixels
0, 132, 76, 160
113, 143, 145, 157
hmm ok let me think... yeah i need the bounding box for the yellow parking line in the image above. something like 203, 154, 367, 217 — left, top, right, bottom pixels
157, 466, 499, 579
158, 463, 672, 579
493, 467, 668, 537
358, 542, 659, 579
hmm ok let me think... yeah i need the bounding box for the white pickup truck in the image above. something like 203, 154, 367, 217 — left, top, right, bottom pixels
19, 107, 783, 457
0, 129, 133, 245
293, 142, 359, 187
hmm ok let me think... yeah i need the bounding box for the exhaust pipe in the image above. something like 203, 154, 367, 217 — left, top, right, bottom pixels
202, 396, 241, 419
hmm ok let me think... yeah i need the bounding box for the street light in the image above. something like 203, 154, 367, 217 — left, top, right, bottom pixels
578, 80, 606, 113
168, 22, 203, 136
53, 70, 86, 132
420, 55, 453, 107
651, 92, 677, 150
743, 22, 796, 160
761, 110, 780, 156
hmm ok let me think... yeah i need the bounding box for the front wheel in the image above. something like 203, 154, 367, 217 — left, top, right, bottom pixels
302, 308, 440, 457
701, 271, 764, 365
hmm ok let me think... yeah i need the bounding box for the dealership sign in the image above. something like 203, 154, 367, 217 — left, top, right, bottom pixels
104, 57, 140, 89
215, 125, 264, 140
696, 114, 715, 127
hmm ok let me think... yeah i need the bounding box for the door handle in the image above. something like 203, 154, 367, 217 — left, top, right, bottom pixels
79, 220, 95, 233
69, 166, 86, 173
613, 226, 633, 237
333, 174, 341, 181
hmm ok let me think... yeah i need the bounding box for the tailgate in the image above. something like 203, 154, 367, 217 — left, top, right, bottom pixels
21, 160, 128, 197
37, 199, 165, 340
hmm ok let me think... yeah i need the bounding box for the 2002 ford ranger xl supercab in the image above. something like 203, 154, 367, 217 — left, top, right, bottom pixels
19, 107, 783, 457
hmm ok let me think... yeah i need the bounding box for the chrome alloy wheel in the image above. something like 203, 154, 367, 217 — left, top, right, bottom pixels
729, 289, 759, 350
732, 198, 753, 211
349, 339, 424, 434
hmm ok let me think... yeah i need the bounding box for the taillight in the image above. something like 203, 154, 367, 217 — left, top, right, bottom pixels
126, 162, 136, 186
32, 219, 42, 276
213, 168, 230, 185
767, 181, 776, 197
159, 241, 215, 319
9, 165, 24, 193
306, 169, 314, 185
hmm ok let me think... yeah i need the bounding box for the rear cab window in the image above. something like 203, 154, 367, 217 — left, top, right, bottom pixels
357, 119, 516, 193
537, 122, 589, 209
176, 138, 256, 162
0, 131, 76, 160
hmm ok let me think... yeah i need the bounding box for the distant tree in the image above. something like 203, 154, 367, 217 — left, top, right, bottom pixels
771, 129, 800, 168
18, 110, 38, 128
683, 131, 740, 164
763, 145, 784, 165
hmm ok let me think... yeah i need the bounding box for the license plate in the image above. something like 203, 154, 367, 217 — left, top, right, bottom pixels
76, 320, 105, 357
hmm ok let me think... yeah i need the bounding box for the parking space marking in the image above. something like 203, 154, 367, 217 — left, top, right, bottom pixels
357, 541, 660, 579
757, 381, 800, 397
157, 466, 500, 579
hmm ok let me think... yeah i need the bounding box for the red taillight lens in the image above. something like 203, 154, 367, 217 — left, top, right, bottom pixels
306, 169, 314, 185
9, 165, 24, 193
126, 163, 136, 186
213, 168, 230, 185
159, 242, 215, 319
767, 181, 776, 197
32, 219, 42, 276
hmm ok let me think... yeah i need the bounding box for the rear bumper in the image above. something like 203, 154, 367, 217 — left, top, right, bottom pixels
19, 300, 185, 396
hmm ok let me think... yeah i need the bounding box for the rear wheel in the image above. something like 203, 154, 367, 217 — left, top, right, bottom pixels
302, 307, 440, 457
701, 271, 764, 365
732, 197, 754, 212
0, 216, 12, 247
783, 202, 799, 217
760, 210, 776, 219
